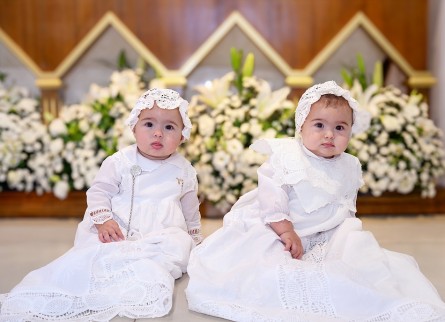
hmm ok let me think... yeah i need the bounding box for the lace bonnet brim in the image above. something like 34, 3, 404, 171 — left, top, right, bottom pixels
125, 88, 192, 141
295, 80, 371, 135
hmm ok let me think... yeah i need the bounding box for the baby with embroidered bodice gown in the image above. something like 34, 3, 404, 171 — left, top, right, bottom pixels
186, 81, 445, 321
0, 88, 203, 321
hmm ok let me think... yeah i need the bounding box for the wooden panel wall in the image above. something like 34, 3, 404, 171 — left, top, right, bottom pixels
0, 0, 428, 72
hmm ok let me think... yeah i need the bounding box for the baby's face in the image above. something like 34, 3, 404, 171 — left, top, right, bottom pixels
300, 99, 353, 158
133, 103, 184, 160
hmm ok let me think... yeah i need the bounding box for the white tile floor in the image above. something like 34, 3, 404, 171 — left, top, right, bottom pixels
1, 215, 444, 321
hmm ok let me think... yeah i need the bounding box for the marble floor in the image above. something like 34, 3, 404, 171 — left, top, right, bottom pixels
0, 215, 444, 321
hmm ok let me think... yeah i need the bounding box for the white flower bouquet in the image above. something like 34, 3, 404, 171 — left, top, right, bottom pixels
184, 49, 295, 213
46, 69, 144, 198
0, 79, 58, 194
344, 64, 445, 197
0, 69, 145, 199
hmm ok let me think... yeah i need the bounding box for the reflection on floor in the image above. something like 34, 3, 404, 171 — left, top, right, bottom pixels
1, 215, 444, 321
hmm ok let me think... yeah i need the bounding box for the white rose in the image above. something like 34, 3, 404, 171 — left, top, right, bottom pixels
222, 122, 237, 139
198, 114, 216, 137
396, 172, 416, 194
78, 119, 90, 133
49, 138, 64, 154
368, 144, 378, 155
381, 115, 402, 132
73, 178, 85, 190
7, 170, 22, 186
21, 130, 37, 145
403, 103, 420, 122
212, 151, 230, 171
49, 119, 68, 136
240, 123, 250, 133
357, 150, 369, 162
16, 98, 38, 114
375, 132, 388, 146
53, 180, 70, 199
249, 120, 262, 137
226, 139, 244, 155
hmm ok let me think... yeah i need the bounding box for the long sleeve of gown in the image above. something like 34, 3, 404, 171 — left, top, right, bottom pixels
85, 156, 121, 227
180, 171, 203, 244
257, 162, 292, 224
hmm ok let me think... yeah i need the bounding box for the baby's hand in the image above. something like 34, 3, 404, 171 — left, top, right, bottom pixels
95, 219, 125, 243
280, 231, 303, 259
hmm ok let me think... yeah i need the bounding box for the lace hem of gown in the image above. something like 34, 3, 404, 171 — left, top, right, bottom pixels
0, 229, 193, 321
189, 299, 445, 322
189, 228, 445, 322
0, 281, 172, 321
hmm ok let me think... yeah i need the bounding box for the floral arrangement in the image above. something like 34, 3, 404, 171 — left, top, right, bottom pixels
343, 56, 445, 197
2, 51, 444, 207
0, 69, 145, 198
46, 69, 144, 198
0, 80, 52, 194
184, 49, 295, 213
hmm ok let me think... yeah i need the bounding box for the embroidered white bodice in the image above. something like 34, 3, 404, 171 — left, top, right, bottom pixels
251, 138, 363, 237
76, 144, 202, 245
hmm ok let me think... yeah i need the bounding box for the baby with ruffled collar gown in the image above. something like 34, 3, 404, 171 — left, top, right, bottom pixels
186, 81, 445, 322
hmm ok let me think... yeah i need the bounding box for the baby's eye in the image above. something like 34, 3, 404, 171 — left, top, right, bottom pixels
314, 122, 324, 128
165, 124, 175, 130
144, 122, 153, 128
336, 125, 345, 131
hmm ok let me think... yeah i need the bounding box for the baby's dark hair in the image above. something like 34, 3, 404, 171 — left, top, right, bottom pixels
317, 94, 354, 126
318, 94, 351, 108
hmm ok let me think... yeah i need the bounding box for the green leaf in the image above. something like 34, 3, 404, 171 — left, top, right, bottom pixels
372, 61, 383, 87
357, 54, 366, 75
117, 50, 130, 70
242, 53, 255, 77
341, 69, 353, 87
230, 48, 242, 72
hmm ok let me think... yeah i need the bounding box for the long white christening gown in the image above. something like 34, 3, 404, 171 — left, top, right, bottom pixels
186, 138, 445, 322
0, 144, 201, 321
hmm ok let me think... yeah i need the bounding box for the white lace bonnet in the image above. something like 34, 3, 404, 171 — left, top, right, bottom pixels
295, 80, 370, 135
125, 88, 192, 141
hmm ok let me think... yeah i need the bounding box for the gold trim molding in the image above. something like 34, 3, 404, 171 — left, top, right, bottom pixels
0, 28, 42, 76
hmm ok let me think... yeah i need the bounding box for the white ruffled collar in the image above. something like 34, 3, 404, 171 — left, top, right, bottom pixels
251, 138, 359, 213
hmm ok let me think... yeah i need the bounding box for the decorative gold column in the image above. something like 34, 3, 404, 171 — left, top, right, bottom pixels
35, 76, 62, 123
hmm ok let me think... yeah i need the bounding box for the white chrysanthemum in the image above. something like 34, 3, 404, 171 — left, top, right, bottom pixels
16, 98, 38, 114
226, 139, 244, 156
248, 119, 263, 137
198, 114, 216, 137
381, 115, 402, 132
347, 84, 445, 197
212, 151, 230, 171
49, 138, 64, 154
53, 180, 70, 199
48, 119, 67, 137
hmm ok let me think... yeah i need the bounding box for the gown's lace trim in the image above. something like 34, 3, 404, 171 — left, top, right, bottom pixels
357, 301, 445, 322
1, 283, 171, 321
0, 242, 173, 321
278, 231, 337, 318
89, 208, 113, 225
188, 228, 203, 245
190, 299, 340, 322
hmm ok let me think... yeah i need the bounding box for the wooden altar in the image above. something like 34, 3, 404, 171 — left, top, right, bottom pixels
1, 188, 444, 218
